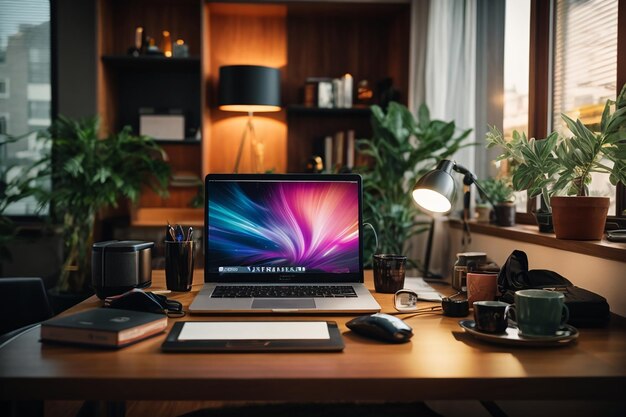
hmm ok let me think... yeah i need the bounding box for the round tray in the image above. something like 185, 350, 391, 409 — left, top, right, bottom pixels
458, 320, 579, 347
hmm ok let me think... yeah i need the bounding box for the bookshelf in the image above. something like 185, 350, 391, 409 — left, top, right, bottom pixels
96, 0, 410, 225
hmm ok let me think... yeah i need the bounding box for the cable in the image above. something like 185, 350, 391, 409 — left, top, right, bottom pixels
363, 222, 378, 254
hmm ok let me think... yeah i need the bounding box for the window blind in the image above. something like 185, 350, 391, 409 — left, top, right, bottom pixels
552, 0, 617, 132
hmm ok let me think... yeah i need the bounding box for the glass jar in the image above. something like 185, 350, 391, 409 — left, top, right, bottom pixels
452, 252, 487, 292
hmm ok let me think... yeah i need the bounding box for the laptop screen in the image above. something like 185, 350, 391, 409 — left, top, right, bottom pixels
205, 174, 364, 283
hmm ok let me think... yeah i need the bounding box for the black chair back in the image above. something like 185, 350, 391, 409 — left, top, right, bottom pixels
0, 277, 54, 335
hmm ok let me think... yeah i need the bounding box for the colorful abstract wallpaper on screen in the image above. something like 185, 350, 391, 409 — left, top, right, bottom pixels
208, 181, 360, 274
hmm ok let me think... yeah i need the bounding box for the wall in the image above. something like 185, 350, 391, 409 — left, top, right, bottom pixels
448, 226, 626, 317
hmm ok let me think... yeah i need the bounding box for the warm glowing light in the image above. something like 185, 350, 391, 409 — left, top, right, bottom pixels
219, 105, 281, 113
412, 189, 452, 213
176, 39, 185, 45
162, 30, 172, 58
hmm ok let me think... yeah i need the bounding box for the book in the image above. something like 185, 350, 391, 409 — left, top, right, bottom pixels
333, 131, 345, 171
324, 135, 333, 173
346, 130, 355, 170
40, 308, 168, 348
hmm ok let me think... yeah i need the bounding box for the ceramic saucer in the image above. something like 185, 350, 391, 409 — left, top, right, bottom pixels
458, 320, 579, 347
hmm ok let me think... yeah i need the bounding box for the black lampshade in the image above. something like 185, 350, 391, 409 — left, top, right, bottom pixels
412, 160, 457, 213
218, 65, 281, 112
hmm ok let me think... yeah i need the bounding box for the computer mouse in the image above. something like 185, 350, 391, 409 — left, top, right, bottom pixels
346, 313, 413, 343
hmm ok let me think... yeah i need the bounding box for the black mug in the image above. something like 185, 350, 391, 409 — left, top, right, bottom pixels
165, 241, 195, 292
373, 254, 407, 293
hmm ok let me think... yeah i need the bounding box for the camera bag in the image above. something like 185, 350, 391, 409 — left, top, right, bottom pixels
497, 250, 610, 327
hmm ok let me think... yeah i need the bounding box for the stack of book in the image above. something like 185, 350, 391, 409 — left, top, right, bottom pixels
170, 171, 202, 188
304, 74, 353, 108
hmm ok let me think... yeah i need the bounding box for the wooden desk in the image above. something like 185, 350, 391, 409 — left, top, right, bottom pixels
1, 270, 625, 403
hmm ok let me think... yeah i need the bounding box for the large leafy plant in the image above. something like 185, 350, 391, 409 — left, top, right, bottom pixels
31, 117, 170, 293
486, 127, 560, 210
357, 102, 471, 267
553, 84, 626, 196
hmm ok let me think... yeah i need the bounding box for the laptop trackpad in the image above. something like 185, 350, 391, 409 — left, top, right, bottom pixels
252, 299, 316, 309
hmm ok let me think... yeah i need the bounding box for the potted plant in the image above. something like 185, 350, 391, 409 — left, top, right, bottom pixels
474, 199, 492, 223
476, 177, 516, 226
357, 102, 472, 268
549, 84, 626, 240
29, 117, 170, 297
486, 127, 560, 232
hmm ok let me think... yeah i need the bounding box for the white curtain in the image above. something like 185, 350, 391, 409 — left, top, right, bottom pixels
425, 0, 477, 176
408, 0, 478, 278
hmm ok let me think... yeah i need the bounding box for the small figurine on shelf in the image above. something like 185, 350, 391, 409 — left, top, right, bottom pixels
304, 156, 324, 173
377, 77, 400, 110
172, 39, 189, 58
357, 80, 374, 104
127, 26, 145, 56
145, 37, 163, 56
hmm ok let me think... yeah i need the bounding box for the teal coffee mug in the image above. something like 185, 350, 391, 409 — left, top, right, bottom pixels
508, 289, 569, 337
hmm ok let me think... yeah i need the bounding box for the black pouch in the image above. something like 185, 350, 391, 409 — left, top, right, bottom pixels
497, 250, 610, 327
104, 289, 185, 318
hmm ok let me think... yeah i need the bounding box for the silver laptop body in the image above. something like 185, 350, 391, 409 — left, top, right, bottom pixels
189, 173, 380, 314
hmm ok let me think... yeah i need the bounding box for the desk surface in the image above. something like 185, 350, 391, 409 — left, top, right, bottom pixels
1, 271, 625, 402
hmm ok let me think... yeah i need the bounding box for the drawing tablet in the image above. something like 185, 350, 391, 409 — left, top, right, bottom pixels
161, 321, 345, 352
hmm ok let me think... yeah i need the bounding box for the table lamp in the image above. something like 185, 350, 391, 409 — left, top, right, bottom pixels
218, 65, 281, 173
411, 159, 498, 248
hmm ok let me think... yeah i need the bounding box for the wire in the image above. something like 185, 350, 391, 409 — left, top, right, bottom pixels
363, 222, 378, 253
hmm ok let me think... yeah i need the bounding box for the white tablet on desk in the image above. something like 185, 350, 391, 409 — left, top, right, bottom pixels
161, 321, 344, 352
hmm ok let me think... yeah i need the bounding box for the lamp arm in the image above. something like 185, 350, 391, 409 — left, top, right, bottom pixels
452, 162, 476, 182
452, 161, 499, 224
472, 179, 497, 209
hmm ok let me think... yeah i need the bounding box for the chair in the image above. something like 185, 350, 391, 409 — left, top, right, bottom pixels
0, 277, 54, 336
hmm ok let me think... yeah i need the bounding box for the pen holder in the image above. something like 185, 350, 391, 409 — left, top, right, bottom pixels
165, 240, 195, 292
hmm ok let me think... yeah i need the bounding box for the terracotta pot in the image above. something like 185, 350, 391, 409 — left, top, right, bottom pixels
551, 196, 609, 240
475, 205, 492, 223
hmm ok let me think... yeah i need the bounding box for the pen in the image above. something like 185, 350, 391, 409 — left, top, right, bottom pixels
187, 226, 193, 242
175, 224, 185, 242
166, 222, 176, 242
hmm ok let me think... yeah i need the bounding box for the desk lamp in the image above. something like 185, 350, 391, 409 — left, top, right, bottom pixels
412, 159, 498, 248
218, 65, 281, 173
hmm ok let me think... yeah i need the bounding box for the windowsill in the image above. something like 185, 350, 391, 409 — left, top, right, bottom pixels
449, 219, 626, 263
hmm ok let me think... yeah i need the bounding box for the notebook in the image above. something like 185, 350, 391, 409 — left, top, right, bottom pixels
189, 173, 381, 313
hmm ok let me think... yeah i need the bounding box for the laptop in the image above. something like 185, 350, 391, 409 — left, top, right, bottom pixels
189, 173, 381, 313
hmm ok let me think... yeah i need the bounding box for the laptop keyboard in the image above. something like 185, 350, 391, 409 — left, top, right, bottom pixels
210, 285, 358, 298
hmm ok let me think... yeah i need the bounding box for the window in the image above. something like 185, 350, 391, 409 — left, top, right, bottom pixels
552, 0, 619, 216
28, 47, 50, 84
503, 0, 531, 213
28, 100, 50, 120
0, 0, 51, 216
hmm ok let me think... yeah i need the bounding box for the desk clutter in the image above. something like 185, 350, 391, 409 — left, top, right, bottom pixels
44, 243, 610, 351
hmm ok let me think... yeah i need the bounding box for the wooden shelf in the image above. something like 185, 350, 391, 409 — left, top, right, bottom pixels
153, 139, 201, 145
286, 105, 372, 116
449, 219, 626, 263
101, 55, 201, 71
